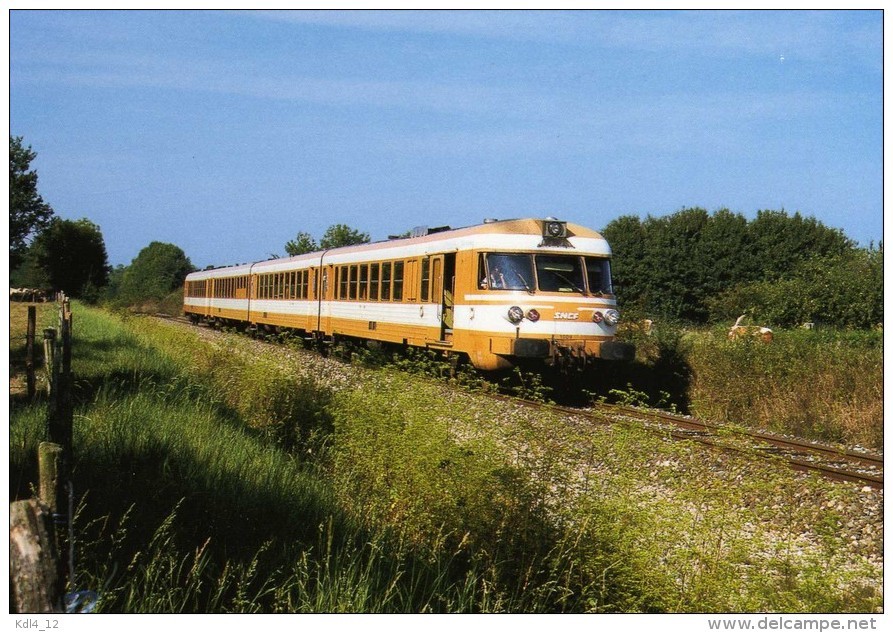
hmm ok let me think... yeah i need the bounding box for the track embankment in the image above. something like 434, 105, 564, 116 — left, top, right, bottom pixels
154, 315, 884, 610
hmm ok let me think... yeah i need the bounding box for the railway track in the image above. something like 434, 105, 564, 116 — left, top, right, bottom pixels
158, 313, 884, 489
498, 395, 884, 489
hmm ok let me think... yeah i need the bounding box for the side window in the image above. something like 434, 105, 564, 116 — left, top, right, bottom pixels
349, 265, 358, 300
359, 264, 369, 300
393, 261, 404, 301
370, 263, 380, 301
478, 253, 487, 289
338, 266, 348, 300
381, 262, 392, 301
420, 257, 430, 302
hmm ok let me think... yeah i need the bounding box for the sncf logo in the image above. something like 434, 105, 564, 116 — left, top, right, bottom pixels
554, 312, 579, 320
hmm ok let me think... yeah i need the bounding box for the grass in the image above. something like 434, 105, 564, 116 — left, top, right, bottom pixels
685, 327, 883, 449
609, 323, 883, 450
9, 303, 883, 613
10, 305, 588, 612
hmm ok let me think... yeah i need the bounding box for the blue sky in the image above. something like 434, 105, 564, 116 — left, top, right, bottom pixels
8, 9, 883, 268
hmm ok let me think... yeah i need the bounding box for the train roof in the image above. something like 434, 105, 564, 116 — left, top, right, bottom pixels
186, 218, 610, 280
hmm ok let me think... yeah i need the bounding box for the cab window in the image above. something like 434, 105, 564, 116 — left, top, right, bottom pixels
584, 257, 613, 295
535, 255, 585, 293
479, 253, 534, 291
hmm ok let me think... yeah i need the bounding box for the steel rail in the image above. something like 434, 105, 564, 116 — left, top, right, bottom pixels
496, 395, 883, 489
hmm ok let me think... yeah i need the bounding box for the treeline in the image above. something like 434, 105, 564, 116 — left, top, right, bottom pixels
602, 208, 883, 328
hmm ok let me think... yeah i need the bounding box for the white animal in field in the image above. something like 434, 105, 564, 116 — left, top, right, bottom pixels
728, 314, 773, 343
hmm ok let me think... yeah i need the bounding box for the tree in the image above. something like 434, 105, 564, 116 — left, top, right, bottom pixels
602, 207, 858, 324
640, 207, 711, 321
285, 224, 370, 256
708, 246, 883, 328
30, 218, 110, 300
601, 215, 649, 316
10, 136, 54, 271
117, 242, 194, 305
320, 224, 370, 249
747, 210, 854, 281
284, 232, 318, 256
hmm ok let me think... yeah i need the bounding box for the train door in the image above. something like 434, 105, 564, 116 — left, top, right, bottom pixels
432, 253, 455, 341
246, 274, 255, 322
317, 265, 333, 336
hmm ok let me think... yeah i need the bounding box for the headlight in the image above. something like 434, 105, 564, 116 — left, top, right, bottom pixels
546, 221, 565, 237
603, 309, 621, 327
507, 306, 524, 324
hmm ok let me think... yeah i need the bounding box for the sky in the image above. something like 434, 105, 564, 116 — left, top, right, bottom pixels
7, 8, 884, 269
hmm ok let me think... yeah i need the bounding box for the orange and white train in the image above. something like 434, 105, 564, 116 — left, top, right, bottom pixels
183, 218, 634, 370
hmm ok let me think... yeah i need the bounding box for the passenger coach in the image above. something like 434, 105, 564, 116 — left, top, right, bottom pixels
183, 218, 634, 370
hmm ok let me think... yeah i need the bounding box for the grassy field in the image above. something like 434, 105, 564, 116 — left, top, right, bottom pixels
9, 303, 883, 613
607, 323, 883, 451
686, 328, 883, 450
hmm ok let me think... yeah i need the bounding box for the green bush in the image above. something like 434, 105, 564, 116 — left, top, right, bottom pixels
707, 248, 883, 329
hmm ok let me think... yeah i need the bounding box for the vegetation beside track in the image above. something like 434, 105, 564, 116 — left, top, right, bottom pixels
684, 327, 883, 450
592, 323, 883, 452
9, 303, 883, 612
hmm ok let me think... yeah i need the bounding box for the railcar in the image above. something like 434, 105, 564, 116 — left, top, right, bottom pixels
183, 218, 634, 370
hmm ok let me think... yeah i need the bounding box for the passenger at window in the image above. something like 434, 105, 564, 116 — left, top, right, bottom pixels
489, 266, 506, 289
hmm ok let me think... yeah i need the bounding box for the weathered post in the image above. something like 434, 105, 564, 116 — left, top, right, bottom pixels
38, 442, 65, 516
26, 305, 36, 400
55, 301, 74, 457
45, 313, 73, 457
43, 328, 56, 397
37, 441, 69, 597
9, 499, 64, 613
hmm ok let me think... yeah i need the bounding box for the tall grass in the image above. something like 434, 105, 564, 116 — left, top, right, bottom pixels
686, 328, 882, 449
9, 307, 591, 612
609, 322, 883, 450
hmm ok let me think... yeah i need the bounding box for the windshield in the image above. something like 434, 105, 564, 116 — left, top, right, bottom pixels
480, 253, 613, 295
535, 255, 585, 293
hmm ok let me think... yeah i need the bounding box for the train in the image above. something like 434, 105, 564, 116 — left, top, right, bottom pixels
183, 217, 634, 371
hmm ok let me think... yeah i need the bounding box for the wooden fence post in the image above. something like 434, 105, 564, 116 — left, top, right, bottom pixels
9, 499, 64, 613
56, 302, 73, 457
38, 442, 65, 515
26, 305, 36, 400
45, 310, 73, 457
42, 328, 56, 397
